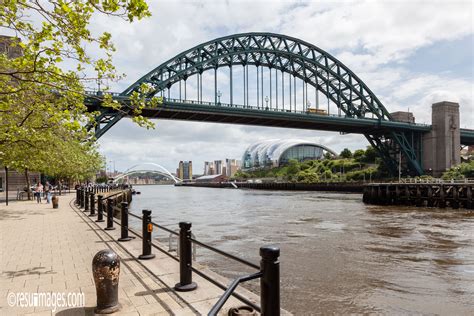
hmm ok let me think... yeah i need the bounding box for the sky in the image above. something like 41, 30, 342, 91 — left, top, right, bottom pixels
87, 0, 473, 174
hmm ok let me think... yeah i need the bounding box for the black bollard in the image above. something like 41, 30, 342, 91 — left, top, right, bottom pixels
78, 189, 83, 208
105, 199, 115, 230
174, 222, 197, 291
118, 202, 132, 242
260, 245, 280, 316
138, 210, 155, 260
84, 190, 90, 211
76, 189, 80, 205
96, 195, 105, 222
89, 192, 96, 216
92, 249, 121, 314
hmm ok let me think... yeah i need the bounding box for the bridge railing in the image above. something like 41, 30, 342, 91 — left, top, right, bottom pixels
84, 90, 432, 128
79, 193, 280, 315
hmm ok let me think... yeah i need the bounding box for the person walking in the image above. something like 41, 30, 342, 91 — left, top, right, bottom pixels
35, 182, 43, 203
45, 182, 52, 204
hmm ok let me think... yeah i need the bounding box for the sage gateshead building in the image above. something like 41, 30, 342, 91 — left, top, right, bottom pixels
241, 139, 336, 170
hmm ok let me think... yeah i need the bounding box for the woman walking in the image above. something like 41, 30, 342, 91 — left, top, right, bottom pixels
35, 182, 43, 203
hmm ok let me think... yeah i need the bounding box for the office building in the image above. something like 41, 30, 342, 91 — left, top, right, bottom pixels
177, 161, 192, 180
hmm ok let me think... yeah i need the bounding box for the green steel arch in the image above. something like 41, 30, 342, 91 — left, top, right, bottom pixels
121, 32, 422, 175
123, 33, 390, 120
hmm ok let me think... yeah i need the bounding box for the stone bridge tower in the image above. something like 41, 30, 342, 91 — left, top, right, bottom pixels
422, 101, 460, 176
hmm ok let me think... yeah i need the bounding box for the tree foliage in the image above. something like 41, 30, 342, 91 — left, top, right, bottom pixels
0, 0, 151, 180
232, 154, 383, 183
339, 148, 352, 158
442, 161, 474, 180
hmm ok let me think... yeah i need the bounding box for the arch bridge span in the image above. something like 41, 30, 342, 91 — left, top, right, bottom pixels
112, 163, 182, 184
85, 33, 474, 176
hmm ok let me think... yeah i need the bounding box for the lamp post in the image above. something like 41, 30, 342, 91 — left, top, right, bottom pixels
398, 151, 402, 182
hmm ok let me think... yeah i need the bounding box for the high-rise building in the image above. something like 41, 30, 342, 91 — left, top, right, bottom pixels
204, 161, 215, 175
225, 159, 241, 177
177, 161, 193, 180
214, 160, 223, 175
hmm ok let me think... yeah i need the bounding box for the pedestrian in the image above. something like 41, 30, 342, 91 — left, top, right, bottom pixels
35, 182, 43, 203
45, 182, 52, 204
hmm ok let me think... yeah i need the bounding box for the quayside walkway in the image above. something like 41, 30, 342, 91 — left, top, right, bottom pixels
0, 194, 285, 315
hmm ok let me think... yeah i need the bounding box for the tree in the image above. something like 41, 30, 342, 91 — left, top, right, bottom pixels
353, 149, 365, 161
364, 146, 378, 163
323, 152, 334, 160
1, 1, 152, 182
339, 148, 352, 159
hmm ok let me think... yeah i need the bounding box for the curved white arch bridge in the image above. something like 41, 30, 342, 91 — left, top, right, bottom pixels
112, 163, 182, 184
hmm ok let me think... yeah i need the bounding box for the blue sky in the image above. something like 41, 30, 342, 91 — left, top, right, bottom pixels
86, 0, 473, 174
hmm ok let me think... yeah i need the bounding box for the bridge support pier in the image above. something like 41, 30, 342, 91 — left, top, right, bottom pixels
422, 101, 460, 177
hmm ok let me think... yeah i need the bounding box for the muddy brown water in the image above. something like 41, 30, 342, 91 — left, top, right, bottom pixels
129, 185, 474, 315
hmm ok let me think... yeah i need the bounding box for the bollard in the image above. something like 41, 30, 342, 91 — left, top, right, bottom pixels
83, 188, 88, 209
96, 195, 105, 222
260, 244, 280, 316
76, 189, 80, 205
118, 202, 132, 242
105, 199, 115, 230
51, 195, 59, 209
89, 192, 96, 216
92, 249, 121, 314
174, 222, 197, 291
79, 189, 84, 208
228, 306, 257, 316
138, 210, 155, 260
84, 190, 90, 211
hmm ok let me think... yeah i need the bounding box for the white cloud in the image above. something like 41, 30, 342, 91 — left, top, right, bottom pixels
88, 0, 473, 172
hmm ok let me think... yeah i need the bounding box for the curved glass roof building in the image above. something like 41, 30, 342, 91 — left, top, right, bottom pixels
241, 139, 336, 170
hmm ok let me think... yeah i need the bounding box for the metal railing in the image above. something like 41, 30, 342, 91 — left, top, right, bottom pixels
80, 190, 281, 315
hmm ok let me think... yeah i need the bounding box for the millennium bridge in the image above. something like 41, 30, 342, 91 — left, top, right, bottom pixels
84, 33, 474, 176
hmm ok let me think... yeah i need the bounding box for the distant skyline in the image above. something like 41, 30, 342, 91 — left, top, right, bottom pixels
89, 0, 473, 173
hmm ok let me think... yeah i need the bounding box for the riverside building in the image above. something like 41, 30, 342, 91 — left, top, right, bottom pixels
241, 139, 336, 171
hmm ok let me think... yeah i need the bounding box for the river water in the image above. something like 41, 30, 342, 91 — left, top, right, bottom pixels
128, 185, 474, 315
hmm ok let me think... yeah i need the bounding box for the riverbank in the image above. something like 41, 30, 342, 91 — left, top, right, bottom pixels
0, 194, 285, 315
178, 181, 364, 192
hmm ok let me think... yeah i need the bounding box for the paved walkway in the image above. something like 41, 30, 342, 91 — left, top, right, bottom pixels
0, 194, 268, 315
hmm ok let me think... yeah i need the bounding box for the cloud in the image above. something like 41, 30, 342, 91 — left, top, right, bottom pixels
88, 0, 473, 173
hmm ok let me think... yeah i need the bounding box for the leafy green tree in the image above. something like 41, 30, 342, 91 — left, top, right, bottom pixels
1, 0, 152, 185
339, 148, 352, 158
353, 149, 365, 161
442, 161, 474, 180
364, 146, 378, 163
323, 152, 334, 160
286, 159, 300, 175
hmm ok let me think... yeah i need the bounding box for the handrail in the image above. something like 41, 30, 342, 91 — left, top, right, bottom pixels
86, 193, 280, 315
189, 237, 260, 270
128, 212, 142, 221
208, 272, 262, 316
150, 220, 179, 236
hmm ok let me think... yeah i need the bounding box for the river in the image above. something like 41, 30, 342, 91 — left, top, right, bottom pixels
128, 185, 474, 315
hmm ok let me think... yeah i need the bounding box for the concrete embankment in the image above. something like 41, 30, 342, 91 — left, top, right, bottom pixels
179, 181, 364, 193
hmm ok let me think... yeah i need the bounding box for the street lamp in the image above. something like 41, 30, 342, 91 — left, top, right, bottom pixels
217, 90, 222, 104
398, 151, 402, 182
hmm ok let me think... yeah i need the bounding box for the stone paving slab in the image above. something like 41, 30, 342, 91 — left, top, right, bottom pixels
0, 194, 287, 315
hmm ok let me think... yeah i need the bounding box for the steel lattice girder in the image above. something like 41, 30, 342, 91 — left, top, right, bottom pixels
122, 33, 391, 120
111, 32, 424, 175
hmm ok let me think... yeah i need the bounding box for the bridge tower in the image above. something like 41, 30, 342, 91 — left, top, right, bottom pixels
422, 101, 460, 176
